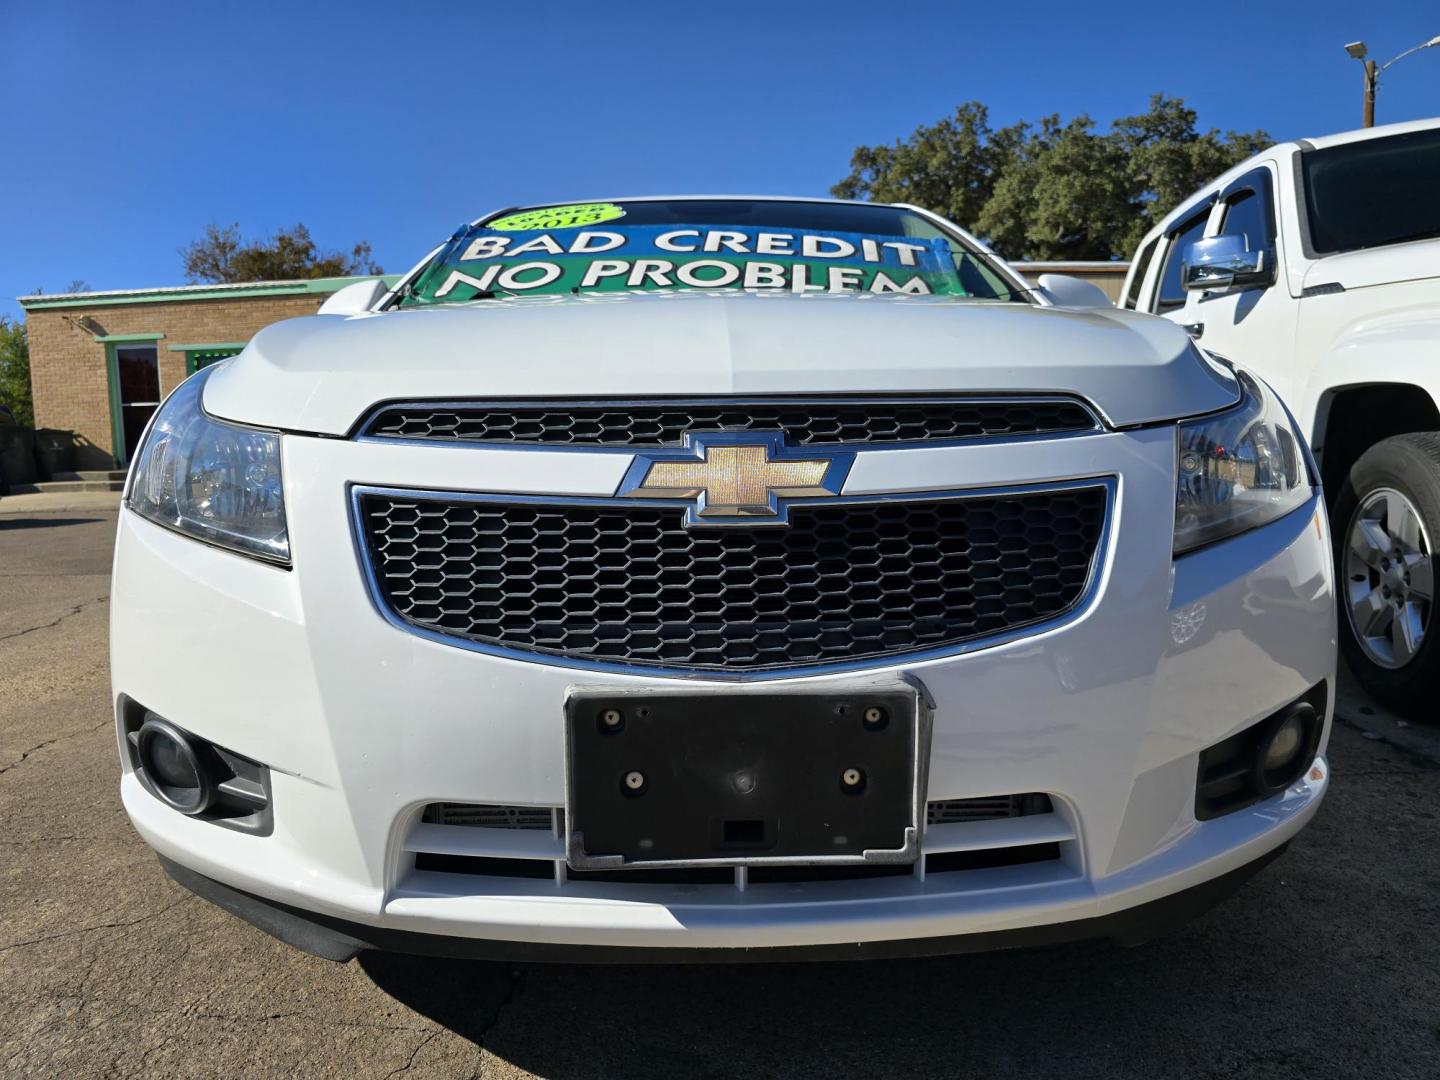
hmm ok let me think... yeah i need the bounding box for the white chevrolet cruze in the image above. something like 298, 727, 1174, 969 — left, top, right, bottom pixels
113, 197, 1335, 962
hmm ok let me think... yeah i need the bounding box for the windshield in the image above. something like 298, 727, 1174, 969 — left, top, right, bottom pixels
1301, 128, 1440, 254
397, 199, 1027, 306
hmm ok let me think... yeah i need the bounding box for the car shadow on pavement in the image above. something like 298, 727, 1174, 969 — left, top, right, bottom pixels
358, 931, 1261, 1079
359, 952, 519, 1039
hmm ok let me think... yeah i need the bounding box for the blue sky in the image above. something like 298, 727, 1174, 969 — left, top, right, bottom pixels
4, 1, 1439, 319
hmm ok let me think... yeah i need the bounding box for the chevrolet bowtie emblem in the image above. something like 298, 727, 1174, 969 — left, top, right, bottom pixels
619, 432, 854, 526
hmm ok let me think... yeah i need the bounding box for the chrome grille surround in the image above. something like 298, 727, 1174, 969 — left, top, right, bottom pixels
350, 478, 1114, 679
357, 396, 1103, 448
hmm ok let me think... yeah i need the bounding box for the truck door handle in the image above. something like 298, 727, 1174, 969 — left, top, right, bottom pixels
1180, 322, 1204, 339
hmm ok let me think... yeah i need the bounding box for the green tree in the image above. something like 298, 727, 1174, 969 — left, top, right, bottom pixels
976, 114, 1135, 261
1110, 96, 1270, 254
181, 223, 382, 284
833, 94, 1270, 260
832, 103, 1022, 232
0, 317, 33, 428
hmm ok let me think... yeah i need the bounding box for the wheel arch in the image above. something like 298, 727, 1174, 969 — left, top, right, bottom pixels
1313, 383, 1440, 492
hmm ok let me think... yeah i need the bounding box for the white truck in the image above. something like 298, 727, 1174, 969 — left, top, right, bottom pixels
1124, 118, 1440, 715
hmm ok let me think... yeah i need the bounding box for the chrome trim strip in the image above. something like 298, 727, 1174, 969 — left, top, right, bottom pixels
347, 476, 1117, 683
352, 393, 1106, 449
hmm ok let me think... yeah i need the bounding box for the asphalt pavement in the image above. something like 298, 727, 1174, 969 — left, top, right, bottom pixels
2, 507, 1438, 1079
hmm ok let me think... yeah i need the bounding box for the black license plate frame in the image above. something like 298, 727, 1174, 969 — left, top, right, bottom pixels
564, 678, 930, 871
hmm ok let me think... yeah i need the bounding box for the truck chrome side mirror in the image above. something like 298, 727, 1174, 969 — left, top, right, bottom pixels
1182, 236, 1273, 292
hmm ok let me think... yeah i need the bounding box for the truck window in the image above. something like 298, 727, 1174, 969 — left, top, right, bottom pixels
1154, 212, 1209, 313
1218, 191, 1268, 253
1123, 237, 1157, 309
1302, 127, 1440, 254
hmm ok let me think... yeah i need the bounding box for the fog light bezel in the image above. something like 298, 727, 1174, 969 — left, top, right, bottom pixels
118, 698, 274, 835
1195, 683, 1326, 821
136, 716, 216, 816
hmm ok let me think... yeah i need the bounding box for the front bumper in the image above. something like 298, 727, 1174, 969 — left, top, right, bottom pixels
158, 843, 1291, 963
112, 424, 1336, 958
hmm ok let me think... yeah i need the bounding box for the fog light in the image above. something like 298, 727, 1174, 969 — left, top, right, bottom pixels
1263, 714, 1305, 771
1253, 703, 1316, 795
137, 717, 215, 815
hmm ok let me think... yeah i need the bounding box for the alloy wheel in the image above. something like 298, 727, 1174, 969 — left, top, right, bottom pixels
1344, 487, 1435, 669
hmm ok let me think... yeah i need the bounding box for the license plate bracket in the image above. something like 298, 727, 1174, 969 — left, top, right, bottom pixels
564, 678, 930, 870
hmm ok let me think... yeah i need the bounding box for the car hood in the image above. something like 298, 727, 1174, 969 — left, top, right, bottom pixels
203, 291, 1238, 434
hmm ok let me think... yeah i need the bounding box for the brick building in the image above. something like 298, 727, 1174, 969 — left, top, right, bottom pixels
17, 262, 1126, 473
18, 276, 394, 471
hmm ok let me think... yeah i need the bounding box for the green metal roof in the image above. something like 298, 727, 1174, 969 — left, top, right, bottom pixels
18, 274, 401, 311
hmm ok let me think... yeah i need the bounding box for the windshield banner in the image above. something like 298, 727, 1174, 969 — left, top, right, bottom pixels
413, 225, 969, 302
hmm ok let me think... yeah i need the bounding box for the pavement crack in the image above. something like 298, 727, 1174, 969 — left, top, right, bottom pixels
125, 1034, 180, 1079
0, 717, 111, 777
470, 964, 527, 1049
384, 1030, 441, 1078
0, 594, 109, 644
0, 895, 193, 954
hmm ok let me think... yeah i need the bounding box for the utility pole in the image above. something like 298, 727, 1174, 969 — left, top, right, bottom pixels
1363, 58, 1377, 127
1346, 36, 1440, 128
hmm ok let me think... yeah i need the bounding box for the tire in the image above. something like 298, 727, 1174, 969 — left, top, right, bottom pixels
1331, 432, 1440, 718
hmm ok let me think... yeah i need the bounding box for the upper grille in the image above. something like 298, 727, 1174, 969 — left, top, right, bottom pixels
357, 486, 1107, 673
360, 398, 1100, 448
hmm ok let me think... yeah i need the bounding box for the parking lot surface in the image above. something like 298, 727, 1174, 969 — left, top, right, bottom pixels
2, 508, 1438, 1078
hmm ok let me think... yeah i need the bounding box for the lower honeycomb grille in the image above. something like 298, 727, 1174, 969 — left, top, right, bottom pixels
356, 485, 1108, 673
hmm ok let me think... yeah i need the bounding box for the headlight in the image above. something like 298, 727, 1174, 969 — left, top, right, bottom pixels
1174, 369, 1312, 554
127, 367, 289, 564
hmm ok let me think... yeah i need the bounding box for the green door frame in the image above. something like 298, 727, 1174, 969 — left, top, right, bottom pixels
104, 344, 123, 466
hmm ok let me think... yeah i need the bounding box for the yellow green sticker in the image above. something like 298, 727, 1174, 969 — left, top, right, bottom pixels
489, 203, 626, 231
